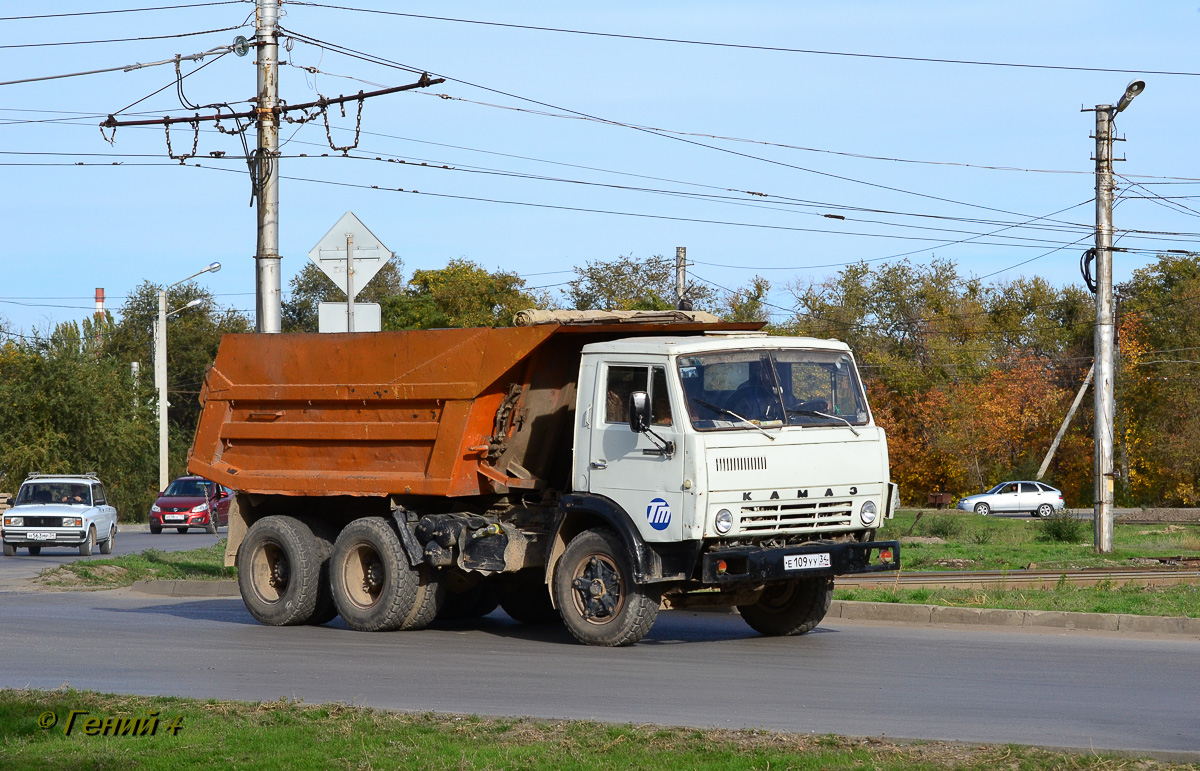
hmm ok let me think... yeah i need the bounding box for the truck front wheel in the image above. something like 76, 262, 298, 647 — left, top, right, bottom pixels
330, 518, 443, 632
737, 577, 832, 636
553, 528, 659, 647
237, 516, 326, 626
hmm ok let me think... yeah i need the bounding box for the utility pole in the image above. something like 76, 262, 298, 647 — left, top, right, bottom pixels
1087, 80, 1144, 554
255, 0, 282, 333
675, 246, 688, 310
155, 291, 169, 491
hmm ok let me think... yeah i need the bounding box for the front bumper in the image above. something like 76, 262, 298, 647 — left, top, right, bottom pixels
152, 514, 212, 527
700, 539, 900, 584
2, 529, 87, 546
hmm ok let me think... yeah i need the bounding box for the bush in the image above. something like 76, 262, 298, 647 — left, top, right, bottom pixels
967, 526, 995, 545
1039, 512, 1087, 543
923, 515, 964, 539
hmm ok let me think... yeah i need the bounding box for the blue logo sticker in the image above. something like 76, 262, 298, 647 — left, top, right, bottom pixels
646, 498, 671, 531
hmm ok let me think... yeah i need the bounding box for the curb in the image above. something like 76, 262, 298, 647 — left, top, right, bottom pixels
129, 579, 239, 597
829, 599, 1200, 636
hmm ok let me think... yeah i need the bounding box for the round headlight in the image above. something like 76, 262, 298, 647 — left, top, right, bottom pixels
860, 500, 878, 526
714, 509, 733, 534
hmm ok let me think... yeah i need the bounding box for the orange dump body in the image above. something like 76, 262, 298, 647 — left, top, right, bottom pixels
188, 321, 760, 498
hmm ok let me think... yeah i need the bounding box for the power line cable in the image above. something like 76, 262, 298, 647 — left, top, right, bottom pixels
279, 28, 1078, 223
284, 3, 1200, 78
0, 25, 245, 50
0, 2, 245, 21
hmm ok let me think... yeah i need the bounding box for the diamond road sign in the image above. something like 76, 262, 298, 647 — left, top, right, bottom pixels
307, 211, 392, 300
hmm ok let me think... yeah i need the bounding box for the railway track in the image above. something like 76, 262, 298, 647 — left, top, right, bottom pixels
837, 567, 1200, 589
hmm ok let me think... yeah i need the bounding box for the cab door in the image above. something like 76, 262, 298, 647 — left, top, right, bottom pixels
586, 363, 684, 542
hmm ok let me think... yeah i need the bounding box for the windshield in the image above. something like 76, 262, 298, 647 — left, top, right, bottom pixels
677, 349, 869, 430
164, 479, 214, 497
16, 482, 92, 506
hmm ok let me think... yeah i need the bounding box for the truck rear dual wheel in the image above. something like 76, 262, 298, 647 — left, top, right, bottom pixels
737, 577, 833, 637
553, 528, 659, 647
238, 515, 330, 626
330, 517, 443, 632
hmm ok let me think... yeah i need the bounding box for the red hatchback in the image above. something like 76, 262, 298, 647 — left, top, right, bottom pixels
149, 476, 232, 534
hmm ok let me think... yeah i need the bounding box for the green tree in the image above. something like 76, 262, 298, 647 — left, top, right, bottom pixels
565, 253, 714, 311
0, 319, 155, 520
383, 259, 550, 329
101, 281, 252, 487
282, 255, 406, 332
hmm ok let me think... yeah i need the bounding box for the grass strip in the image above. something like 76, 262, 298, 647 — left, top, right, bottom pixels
36, 540, 233, 589
835, 580, 1200, 617
884, 511, 1200, 573
1, 688, 1193, 771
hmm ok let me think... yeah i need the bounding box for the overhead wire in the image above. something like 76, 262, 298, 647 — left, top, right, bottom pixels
0, 2, 246, 21
278, 28, 1091, 224
0, 26, 246, 50
284, 3, 1200, 78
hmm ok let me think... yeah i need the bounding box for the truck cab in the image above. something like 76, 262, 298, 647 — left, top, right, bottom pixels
575, 334, 893, 547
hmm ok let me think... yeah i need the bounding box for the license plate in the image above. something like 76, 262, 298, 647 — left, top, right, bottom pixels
784, 552, 831, 571
29, 532, 56, 541
164, 515, 185, 522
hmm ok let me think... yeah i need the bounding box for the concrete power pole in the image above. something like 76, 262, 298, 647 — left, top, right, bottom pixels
254, 0, 282, 333
1089, 80, 1144, 554
156, 290, 169, 491
675, 247, 688, 310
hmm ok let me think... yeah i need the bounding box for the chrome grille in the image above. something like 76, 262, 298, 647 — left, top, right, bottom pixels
739, 499, 854, 532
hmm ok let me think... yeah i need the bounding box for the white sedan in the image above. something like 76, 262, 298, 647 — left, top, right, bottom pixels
956, 481, 1065, 518
1, 474, 118, 556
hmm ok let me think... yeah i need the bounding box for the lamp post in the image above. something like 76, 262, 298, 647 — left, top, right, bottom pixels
155, 262, 221, 491
1090, 79, 1144, 553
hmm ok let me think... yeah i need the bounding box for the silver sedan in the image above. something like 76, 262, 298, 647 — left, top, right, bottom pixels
956, 481, 1065, 518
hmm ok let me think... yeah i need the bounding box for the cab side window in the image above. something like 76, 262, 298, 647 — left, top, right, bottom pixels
605, 366, 646, 424
650, 367, 673, 427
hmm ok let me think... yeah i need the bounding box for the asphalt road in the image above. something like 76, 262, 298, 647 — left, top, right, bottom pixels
0, 589, 1195, 757
0, 529, 222, 584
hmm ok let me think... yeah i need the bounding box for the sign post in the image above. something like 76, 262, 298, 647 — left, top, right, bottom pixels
308, 211, 391, 333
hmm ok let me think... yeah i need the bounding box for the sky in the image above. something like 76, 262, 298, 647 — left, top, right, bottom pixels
2, 1, 1199, 335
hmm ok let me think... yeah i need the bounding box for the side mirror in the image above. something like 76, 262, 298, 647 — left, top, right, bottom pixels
628, 391, 651, 433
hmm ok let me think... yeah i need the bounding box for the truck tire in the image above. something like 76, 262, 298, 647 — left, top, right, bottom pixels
737, 577, 833, 637
497, 569, 560, 624
237, 515, 326, 626
330, 517, 438, 632
306, 522, 339, 626
437, 585, 500, 621
553, 528, 659, 647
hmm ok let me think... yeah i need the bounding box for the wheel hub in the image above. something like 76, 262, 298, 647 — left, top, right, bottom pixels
361, 562, 384, 593
571, 555, 621, 620
268, 560, 289, 588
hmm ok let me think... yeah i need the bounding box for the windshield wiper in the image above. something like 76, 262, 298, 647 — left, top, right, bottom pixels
786, 409, 861, 437
695, 398, 776, 441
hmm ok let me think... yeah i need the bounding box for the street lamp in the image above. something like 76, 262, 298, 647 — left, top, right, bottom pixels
1089, 80, 1144, 553
155, 263, 221, 490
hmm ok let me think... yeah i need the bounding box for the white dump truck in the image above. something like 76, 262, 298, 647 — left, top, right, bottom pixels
189, 310, 900, 646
